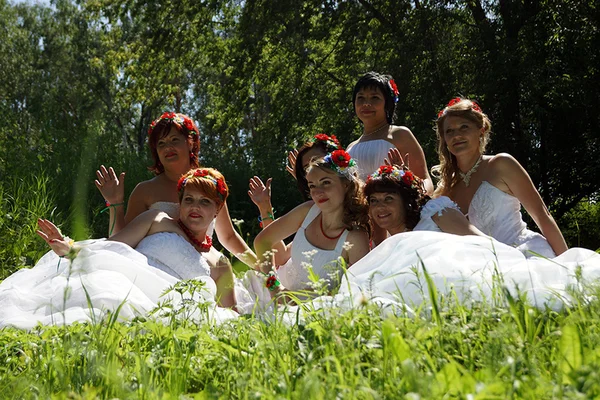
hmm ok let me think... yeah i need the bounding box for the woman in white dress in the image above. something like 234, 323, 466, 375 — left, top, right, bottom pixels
432, 98, 567, 257
250, 150, 370, 303
346, 71, 433, 245
0, 168, 238, 329
338, 165, 600, 311
94, 112, 257, 267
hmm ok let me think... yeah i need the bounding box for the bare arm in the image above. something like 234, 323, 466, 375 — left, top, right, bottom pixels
345, 229, 370, 265
431, 208, 488, 236
95, 165, 127, 236
215, 201, 258, 269
254, 201, 313, 273
248, 176, 290, 266
390, 127, 434, 195
109, 209, 172, 248
210, 251, 237, 309
493, 154, 567, 255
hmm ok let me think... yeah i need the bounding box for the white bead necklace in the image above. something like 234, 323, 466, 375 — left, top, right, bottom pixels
459, 156, 482, 187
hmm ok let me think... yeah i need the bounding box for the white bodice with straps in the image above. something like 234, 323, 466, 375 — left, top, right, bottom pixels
347, 139, 395, 182
277, 204, 349, 291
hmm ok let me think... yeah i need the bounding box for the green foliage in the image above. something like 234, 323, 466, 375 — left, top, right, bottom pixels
558, 198, 600, 251
0, 172, 58, 280
2, 284, 600, 397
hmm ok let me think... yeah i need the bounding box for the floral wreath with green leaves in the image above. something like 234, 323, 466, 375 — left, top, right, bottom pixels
148, 112, 199, 137
323, 149, 357, 178
437, 97, 482, 119
177, 169, 227, 200
367, 164, 423, 192
388, 79, 399, 103
312, 133, 342, 152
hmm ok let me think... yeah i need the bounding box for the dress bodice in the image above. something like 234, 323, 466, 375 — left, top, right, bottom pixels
136, 232, 211, 279
347, 139, 395, 182
149, 201, 215, 238
277, 204, 349, 291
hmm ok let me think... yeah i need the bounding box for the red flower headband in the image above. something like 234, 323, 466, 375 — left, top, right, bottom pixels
177, 169, 227, 199
367, 164, 421, 190
322, 149, 357, 177
312, 133, 342, 151
148, 112, 199, 137
388, 79, 399, 103
437, 97, 482, 118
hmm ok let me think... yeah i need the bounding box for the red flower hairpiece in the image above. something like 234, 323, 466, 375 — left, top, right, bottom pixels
178, 169, 227, 199
388, 79, 399, 103
367, 164, 421, 190
148, 112, 199, 137
313, 133, 342, 151
437, 98, 483, 118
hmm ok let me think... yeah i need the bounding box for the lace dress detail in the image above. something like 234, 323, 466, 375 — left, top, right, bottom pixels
413, 197, 461, 232
347, 140, 395, 182
149, 201, 215, 238
277, 204, 349, 291
467, 181, 555, 258
136, 232, 211, 279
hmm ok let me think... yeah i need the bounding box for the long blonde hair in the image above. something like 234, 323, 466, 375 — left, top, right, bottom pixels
431, 98, 492, 196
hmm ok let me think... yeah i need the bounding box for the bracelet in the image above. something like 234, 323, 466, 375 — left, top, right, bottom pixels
265, 270, 281, 291
99, 202, 125, 236
257, 211, 276, 228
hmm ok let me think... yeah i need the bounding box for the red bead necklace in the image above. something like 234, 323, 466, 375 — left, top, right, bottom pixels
177, 219, 212, 252
320, 214, 344, 240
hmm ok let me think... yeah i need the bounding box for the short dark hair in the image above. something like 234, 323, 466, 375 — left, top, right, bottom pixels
352, 71, 397, 124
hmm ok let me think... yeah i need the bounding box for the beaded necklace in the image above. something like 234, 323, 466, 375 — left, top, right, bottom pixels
177, 219, 212, 252
320, 214, 344, 240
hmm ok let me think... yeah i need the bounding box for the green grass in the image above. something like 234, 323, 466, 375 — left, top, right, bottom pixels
1, 280, 600, 398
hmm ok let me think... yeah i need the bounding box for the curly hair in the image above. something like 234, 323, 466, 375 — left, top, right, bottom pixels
148, 113, 200, 175
352, 71, 398, 124
364, 168, 430, 230
306, 159, 371, 237
431, 98, 492, 196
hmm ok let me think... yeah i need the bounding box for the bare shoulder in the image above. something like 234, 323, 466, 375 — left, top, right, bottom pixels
488, 153, 522, 172
347, 227, 370, 243
390, 125, 414, 139
205, 248, 230, 269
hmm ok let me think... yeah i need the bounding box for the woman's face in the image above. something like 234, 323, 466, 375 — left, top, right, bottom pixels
354, 86, 386, 124
179, 186, 219, 233
156, 127, 192, 167
368, 192, 406, 235
306, 167, 347, 211
442, 116, 482, 157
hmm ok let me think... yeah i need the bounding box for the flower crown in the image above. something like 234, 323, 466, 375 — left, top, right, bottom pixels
388, 79, 399, 103
367, 165, 422, 190
148, 112, 199, 136
312, 133, 342, 151
177, 169, 227, 200
322, 149, 357, 178
437, 97, 482, 118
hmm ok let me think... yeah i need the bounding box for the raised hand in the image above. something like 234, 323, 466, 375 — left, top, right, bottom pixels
36, 219, 71, 256
248, 176, 273, 210
285, 149, 298, 179
94, 165, 126, 204
384, 148, 409, 169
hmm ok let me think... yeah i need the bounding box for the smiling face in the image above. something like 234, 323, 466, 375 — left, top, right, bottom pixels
368, 192, 406, 235
156, 127, 193, 167
354, 86, 387, 125
179, 186, 219, 233
442, 116, 483, 157
306, 167, 347, 211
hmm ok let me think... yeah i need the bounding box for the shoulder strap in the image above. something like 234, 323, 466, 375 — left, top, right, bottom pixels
301, 204, 321, 229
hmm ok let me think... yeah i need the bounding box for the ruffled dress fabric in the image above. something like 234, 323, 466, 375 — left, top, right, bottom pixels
0, 204, 236, 329
347, 139, 395, 182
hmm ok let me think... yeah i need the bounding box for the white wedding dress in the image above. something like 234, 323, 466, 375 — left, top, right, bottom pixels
0, 203, 236, 329
338, 195, 600, 311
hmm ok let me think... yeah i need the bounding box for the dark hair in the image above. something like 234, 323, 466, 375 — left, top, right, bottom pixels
363, 174, 430, 231
148, 115, 200, 175
294, 141, 330, 200
352, 71, 397, 124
